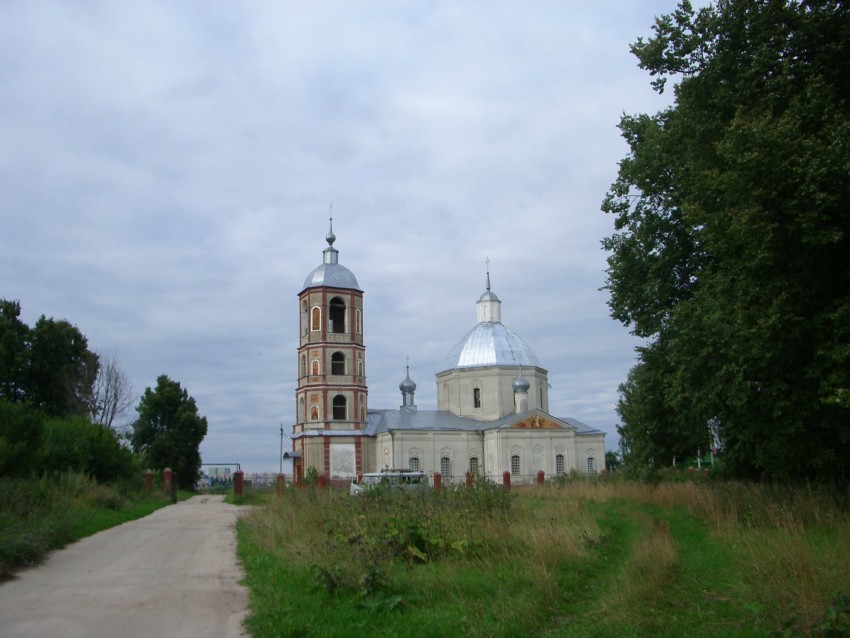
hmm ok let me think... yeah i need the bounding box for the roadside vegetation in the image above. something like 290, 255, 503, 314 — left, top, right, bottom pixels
0, 472, 183, 579
237, 476, 850, 638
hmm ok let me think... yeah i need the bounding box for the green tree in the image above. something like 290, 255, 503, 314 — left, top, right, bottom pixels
27, 315, 99, 417
0, 300, 30, 403
131, 375, 207, 490
602, 0, 850, 481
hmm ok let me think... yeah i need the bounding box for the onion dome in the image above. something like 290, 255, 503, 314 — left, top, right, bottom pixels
512, 370, 530, 393
302, 213, 361, 291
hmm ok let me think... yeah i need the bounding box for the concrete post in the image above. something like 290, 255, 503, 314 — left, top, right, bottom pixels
163, 468, 173, 494
276, 473, 285, 496
433, 472, 442, 492
144, 469, 153, 494
537, 470, 545, 486
233, 469, 244, 497
502, 471, 511, 490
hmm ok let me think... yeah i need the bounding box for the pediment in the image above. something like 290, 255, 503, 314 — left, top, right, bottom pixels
511, 414, 562, 430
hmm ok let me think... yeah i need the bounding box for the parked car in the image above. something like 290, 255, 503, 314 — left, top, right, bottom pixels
349, 469, 430, 495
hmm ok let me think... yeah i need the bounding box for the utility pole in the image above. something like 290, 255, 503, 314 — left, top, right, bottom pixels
279, 424, 283, 475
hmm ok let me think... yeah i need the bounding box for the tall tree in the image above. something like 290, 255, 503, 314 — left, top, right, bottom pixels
27, 315, 99, 418
131, 375, 208, 490
90, 350, 134, 431
602, 0, 850, 480
0, 300, 30, 403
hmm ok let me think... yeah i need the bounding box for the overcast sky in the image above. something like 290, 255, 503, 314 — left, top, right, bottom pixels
1, 1, 680, 473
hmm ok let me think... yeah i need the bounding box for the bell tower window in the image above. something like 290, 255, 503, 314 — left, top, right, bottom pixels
311, 307, 321, 331
329, 297, 346, 334
332, 395, 347, 420
473, 387, 481, 409
331, 352, 345, 375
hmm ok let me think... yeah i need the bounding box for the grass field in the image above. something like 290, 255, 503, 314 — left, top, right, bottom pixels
236, 478, 850, 637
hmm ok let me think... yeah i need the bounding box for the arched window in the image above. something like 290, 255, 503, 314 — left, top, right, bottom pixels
310, 405, 319, 421
358, 361, 364, 377
332, 395, 346, 420
555, 454, 565, 476
311, 359, 320, 376
586, 457, 596, 474
511, 455, 521, 476
440, 457, 452, 479
331, 352, 345, 375
468, 457, 479, 475
360, 406, 366, 421
356, 308, 362, 334
298, 396, 305, 422
301, 300, 308, 335
329, 297, 345, 334
409, 456, 420, 471
473, 387, 481, 409
300, 354, 307, 378
311, 306, 321, 331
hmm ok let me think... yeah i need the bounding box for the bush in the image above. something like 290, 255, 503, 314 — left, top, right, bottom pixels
0, 399, 44, 477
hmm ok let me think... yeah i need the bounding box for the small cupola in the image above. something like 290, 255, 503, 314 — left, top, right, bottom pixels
399, 358, 417, 411
512, 369, 530, 413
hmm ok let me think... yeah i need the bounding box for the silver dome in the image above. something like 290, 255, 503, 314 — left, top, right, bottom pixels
445, 322, 539, 369
512, 371, 530, 392
302, 262, 360, 291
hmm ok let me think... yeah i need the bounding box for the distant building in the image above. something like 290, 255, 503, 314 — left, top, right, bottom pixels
288, 219, 605, 485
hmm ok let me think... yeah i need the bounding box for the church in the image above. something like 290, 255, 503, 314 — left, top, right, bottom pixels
288, 220, 605, 486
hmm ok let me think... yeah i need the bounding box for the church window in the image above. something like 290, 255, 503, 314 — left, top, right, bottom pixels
329, 297, 346, 334
586, 457, 596, 474
473, 387, 481, 409
358, 361, 364, 377
440, 457, 452, 479
468, 457, 479, 475
360, 406, 366, 421
511, 455, 521, 476
298, 397, 305, 421
332, 395, 346, 420
311, 359, 320, 376
331, 352, 345, 375
310, 405, 319, 421
300, 354, 307, 378
311, 306, 321, 331
356, 309, 362, 334
409, 457, 420, 471
555, 454, 565, 476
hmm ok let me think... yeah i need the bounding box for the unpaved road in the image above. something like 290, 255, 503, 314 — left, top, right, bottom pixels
0, 495, 250, 638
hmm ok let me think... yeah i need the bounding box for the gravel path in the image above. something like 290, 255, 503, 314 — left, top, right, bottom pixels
0, 495, 250, 638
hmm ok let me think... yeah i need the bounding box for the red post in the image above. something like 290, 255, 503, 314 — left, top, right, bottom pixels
317, 475, 326, 489
233, 469, 244, 497
433, 472, 442, 492
537, 470, 545, 486
163, 468, 173, 494
466, 471, 474, 488
502, 471, 511, 490
144, 469, 153, 494
276, 473, 285, 496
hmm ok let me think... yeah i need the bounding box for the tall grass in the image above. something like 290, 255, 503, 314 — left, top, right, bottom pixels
238, 479, 850, 637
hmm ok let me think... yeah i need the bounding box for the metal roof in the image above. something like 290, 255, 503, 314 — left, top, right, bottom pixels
302, 261, 361, 291
443, 322, 540, 370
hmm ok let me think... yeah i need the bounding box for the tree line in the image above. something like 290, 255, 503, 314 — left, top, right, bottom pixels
602, 0, 849, 481
0, 299, 207, 489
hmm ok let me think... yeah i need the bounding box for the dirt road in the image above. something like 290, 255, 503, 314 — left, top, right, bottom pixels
0, 495, 250, 638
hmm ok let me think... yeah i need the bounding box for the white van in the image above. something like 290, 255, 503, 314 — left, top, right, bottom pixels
349, 469, 430, 495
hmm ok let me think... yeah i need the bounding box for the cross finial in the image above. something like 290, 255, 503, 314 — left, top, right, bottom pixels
326, 203, 336, 246
485, 257, 491, 292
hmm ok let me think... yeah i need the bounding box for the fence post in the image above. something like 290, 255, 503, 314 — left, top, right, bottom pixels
144, 469, 153, 494
433, 472, 442, 492
276, 473, 285, 496
537, 470, 545, 486
233, 469, 244, 497
502, 471, 511, 490
466, 471, 474, 488
317, 475, 326, 489
163, 467, 173, 494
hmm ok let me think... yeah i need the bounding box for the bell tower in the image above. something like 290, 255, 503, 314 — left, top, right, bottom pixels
291, 212, 367, 484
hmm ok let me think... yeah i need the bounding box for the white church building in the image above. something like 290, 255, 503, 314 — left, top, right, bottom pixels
288, 220, 605, 486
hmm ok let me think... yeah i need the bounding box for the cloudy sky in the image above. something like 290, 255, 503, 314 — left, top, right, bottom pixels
1, 1, 680, 473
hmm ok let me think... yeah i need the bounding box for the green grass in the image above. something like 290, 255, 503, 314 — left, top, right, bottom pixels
237, 480, 850, 637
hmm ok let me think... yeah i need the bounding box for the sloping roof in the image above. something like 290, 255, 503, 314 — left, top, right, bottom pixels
364, 408, 604, 437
